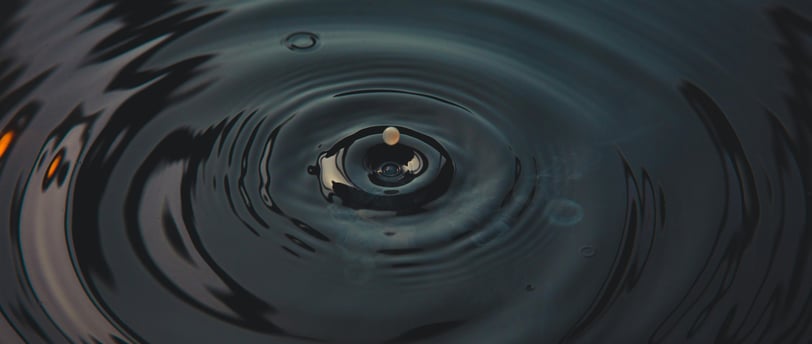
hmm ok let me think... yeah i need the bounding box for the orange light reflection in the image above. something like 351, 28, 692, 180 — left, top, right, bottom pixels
47, 154, 62, 179
0, 131, 14, 158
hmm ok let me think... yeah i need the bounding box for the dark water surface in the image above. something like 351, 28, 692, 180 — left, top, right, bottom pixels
2, 1, 812, 343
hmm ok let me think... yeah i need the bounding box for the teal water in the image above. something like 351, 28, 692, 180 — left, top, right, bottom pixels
1, 1, 812, 343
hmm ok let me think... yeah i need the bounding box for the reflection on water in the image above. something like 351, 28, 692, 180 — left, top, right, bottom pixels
1, 0, 812, 343
0, 131, 13, 158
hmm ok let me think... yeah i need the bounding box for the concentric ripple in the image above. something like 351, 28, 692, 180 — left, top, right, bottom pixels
1, 1, 812, 343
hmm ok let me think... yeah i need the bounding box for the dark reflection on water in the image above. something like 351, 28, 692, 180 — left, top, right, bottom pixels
1, 1, 812, 343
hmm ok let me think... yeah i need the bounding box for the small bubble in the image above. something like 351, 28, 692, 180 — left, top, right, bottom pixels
547, 199, 584, 226
525, 284, 535, 292
284, 32, 319, 51
307, 165, 318, 175
580, 245, 595, 257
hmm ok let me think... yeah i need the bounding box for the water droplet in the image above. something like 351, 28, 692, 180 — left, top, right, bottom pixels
546, 199, 584, 226
382, 126, 400, 146
284, 32, 319, 51
580, 245, 595, 257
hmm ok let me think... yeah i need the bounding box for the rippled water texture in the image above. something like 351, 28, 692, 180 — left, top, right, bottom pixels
2, 1, 812, 343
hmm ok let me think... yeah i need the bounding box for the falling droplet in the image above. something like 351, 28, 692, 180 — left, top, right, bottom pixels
284, 32, 319, 51
382, 126, 400, 146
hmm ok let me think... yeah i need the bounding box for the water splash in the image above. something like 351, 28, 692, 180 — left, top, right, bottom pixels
0, 1, 811, 343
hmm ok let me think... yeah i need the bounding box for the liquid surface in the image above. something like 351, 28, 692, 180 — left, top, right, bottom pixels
1, 1, 812, 343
